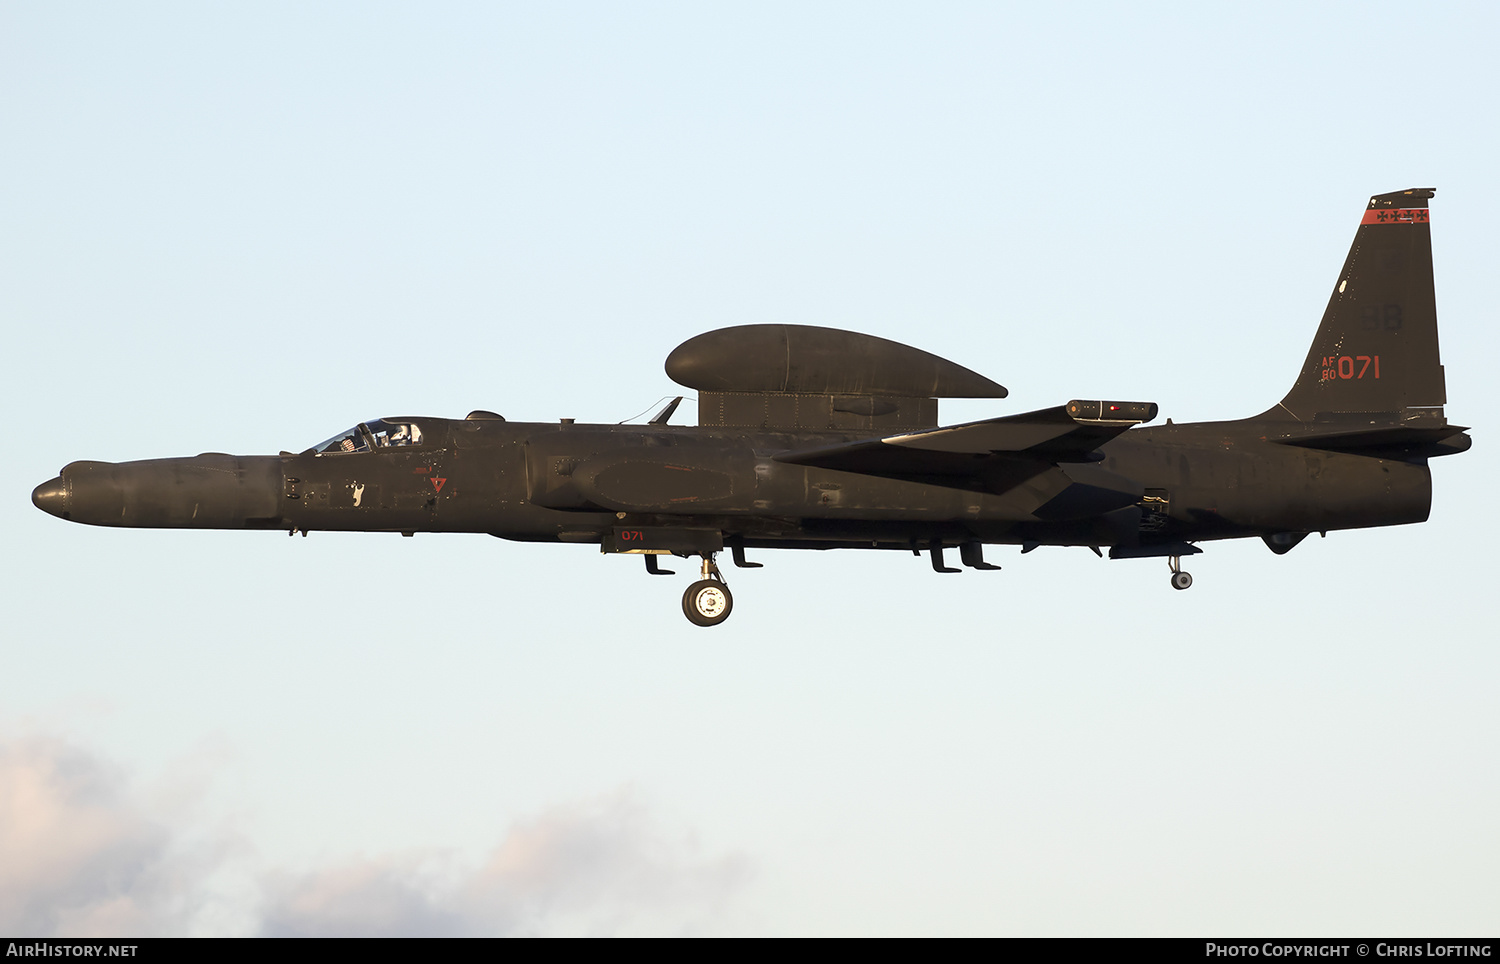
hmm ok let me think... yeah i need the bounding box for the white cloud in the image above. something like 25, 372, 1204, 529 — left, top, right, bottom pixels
0, 736, 749, 937
259, 793, 749, 937
0, 737, 176, 936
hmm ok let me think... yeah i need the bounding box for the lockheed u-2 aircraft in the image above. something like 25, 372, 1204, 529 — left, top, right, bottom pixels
33, 189, 1470, 626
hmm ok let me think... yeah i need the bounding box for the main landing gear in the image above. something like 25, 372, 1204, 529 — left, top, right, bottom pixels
1168, 555, 1193, 591
662, 553, 734, 627
683, 579, 732, 627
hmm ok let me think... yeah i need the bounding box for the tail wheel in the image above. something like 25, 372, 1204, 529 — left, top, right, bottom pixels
682, 579, 733, 627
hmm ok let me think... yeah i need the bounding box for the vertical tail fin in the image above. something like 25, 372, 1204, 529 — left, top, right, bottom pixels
1273, 188, 1445, 421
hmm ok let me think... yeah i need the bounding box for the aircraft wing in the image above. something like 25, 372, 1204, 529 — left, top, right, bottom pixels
774, 400, 1157, 479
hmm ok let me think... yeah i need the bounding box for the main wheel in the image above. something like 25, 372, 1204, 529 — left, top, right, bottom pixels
1171, 571, 1193, 591
682, 579, 733, 627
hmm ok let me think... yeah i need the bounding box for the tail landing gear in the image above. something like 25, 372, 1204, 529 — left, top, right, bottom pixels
681, 554, 733, 627
1168, 555, 1193, 591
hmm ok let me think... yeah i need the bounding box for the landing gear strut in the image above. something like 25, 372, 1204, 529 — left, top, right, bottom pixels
682, 554, 733, 627
1168, 555, 1193, 591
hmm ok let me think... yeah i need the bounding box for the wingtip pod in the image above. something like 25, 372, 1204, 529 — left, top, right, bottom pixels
1274, 188, 1446, 422
1066, 400, 1157, 424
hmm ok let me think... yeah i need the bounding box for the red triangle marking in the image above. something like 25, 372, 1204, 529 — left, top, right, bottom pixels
430, 477, 447, 493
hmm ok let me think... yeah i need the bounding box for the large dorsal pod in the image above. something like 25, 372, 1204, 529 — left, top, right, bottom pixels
1275, 188, 1445, 420
666, 325, 1007, 397
665, 325, 1006, 430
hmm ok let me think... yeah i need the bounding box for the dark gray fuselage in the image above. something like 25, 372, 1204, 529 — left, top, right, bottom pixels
31, 414, 1433, 554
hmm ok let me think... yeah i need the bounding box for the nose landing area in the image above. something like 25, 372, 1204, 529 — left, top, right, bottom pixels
32, 477, 68, 519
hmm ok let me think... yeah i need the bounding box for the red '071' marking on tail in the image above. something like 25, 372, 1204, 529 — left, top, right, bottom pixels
1320, 356, 1380, 382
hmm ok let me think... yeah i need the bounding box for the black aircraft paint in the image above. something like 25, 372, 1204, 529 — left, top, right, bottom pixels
33, 189, 1470, 626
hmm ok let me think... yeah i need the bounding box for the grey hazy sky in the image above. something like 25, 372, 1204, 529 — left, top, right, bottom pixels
3, 1, 1496, 936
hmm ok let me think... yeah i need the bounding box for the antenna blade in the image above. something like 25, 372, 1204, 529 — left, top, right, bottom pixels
649, 396, 683, 425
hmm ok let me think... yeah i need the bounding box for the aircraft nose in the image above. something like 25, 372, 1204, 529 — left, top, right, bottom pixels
32, 476, 69, 519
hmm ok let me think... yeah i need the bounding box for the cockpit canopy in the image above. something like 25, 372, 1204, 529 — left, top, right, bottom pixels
306, 419, 425, 455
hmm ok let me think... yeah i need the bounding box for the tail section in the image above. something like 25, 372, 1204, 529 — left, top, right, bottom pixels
1273, 188, 1445, 421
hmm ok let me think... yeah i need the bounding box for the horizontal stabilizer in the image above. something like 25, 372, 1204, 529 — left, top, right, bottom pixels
775, 400, 1157, 477
1267, 421, 1470, 456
